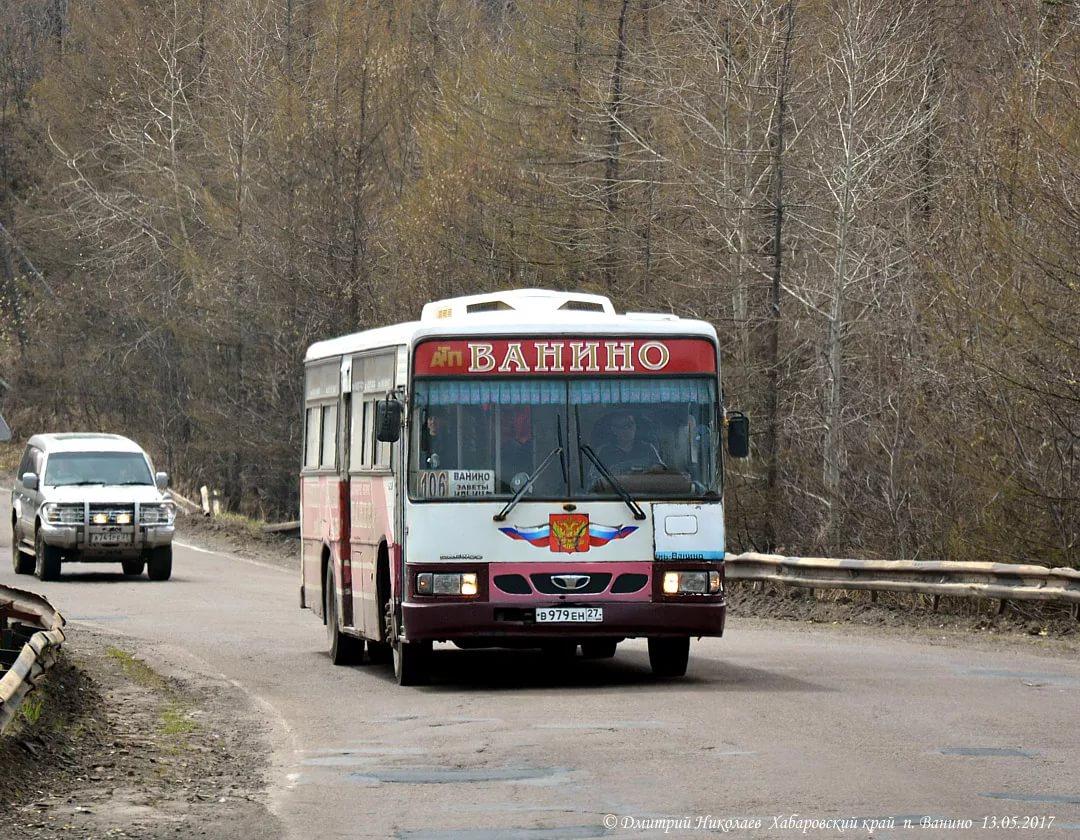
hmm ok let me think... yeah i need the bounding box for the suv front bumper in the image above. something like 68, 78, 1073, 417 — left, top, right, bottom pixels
39, 521, 174, 556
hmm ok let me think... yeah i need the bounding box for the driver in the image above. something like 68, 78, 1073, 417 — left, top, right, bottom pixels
597, 411, 665, 473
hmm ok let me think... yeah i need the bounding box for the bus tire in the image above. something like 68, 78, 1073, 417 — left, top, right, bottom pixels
325, 565, 364, 666
648, 636, 690, 678
581, 640, 618, 659
393, 639, 431, 686
540, 641, 577, 658
366, 640, 391, 665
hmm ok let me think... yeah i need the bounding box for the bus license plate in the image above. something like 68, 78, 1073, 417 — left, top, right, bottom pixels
536, 607, 603, 623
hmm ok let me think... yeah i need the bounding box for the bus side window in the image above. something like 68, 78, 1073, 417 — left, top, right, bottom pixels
319, 404, 338, 469
304, 407, 320, 469
362, 401, 374, 467
349, 399, 361, 471
372, 400, 391, 469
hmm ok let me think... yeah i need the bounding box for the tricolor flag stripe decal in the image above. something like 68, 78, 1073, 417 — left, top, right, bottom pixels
498, 525, 551, 547
499, 520, 637, 552
587, 524, 638, 546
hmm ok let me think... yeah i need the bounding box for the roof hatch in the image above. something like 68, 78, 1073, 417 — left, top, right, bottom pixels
420, 289, 615, 321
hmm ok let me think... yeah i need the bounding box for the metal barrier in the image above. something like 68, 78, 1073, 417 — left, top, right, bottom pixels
726, 553, 1080, 608
0, 586, 66, 733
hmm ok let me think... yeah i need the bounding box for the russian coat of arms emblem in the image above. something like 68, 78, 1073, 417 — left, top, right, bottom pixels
548, 513, 590, 553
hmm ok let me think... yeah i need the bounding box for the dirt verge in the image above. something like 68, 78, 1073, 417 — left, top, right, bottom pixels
729, 580, 1080, 653
0, 628, 281, 839
175, 510, 298, 573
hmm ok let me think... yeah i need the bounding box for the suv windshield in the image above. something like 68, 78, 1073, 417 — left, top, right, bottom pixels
408, 377, 718, 500
44, 452, 153, 487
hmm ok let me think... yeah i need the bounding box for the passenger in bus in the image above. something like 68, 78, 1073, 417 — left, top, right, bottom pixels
419, 410, 456, 469
500, 408, 534, 491
597, 411, 666, 474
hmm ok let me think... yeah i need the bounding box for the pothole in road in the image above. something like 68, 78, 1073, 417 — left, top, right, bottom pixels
939, 747, 1038, 758
980, 792, 1080, 805
396, 827, 606, 839
301, 746, 427, 766
348, 766, 571, 785
958, 668, 1080, 687
533, 720, 669, 731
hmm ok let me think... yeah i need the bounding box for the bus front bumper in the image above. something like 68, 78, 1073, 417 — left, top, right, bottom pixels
401, 600, 725, 642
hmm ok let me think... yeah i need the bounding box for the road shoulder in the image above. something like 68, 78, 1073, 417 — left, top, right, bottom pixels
0, 627, 282, 840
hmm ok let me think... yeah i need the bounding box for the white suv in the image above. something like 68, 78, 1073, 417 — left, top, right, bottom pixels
10, 434, 175, 581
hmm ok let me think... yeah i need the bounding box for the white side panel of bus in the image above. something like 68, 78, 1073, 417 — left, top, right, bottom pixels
651, 502, 725, 560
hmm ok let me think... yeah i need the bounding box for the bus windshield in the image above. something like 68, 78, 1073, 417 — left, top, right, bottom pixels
408, 377, 718, 501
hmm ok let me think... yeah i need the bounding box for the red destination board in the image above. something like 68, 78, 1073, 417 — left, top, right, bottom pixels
414, 338, 716, 376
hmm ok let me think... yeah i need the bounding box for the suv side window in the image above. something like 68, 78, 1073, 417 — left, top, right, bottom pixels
17, 446, 33, 476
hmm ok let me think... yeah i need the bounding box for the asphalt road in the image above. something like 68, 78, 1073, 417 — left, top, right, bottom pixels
3, 515, 1080, 839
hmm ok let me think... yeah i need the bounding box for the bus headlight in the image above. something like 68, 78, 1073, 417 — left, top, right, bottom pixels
416, 572, 479, 597
661, 570, 722, 595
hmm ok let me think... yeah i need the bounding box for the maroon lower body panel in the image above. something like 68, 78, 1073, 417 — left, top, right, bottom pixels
401, 600, 725, 641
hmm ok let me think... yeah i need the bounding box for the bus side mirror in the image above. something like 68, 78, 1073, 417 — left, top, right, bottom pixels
727, 412, 750, 459
376, 398, 403, 443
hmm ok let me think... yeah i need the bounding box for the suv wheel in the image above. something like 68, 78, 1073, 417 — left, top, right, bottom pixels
122, 559, 145, 576
34, 529, 62, 581
12, 525, 34, 575
147, 546, 173, 581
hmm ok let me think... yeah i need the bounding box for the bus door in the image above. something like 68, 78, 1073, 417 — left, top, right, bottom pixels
350, 351, 398, 640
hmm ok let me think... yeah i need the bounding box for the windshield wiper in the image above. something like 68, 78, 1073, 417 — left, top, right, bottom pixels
493, 445, 564, 522
115, 481, 153, 485
578, 443, 647, 521
59, 481, 106, 486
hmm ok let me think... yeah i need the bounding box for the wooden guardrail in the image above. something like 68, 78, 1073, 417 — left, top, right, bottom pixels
0, 586, 66, 733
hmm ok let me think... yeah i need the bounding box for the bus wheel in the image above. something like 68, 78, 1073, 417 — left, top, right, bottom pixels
648, 636, 690, 677
581, 640, 618, 659
393, 639, 431, 686
325, 565, 364, 666
540, 641, 577, 658
366, 640, 391, 665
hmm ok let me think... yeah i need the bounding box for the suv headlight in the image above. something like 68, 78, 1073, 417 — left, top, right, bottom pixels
43, 503, 84, 525
140, 502, 177, 526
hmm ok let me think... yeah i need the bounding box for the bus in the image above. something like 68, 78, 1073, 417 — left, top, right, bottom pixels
299, 289, 749, 685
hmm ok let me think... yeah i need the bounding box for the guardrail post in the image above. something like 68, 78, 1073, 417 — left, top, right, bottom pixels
997, 599, 1008, 616
200, 485, 211, 516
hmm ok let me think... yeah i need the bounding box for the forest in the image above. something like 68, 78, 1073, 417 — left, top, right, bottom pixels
0, 0, 1076, 565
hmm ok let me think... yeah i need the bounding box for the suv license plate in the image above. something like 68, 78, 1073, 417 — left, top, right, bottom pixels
536, 607, 603, 623
90, 530, 132, 545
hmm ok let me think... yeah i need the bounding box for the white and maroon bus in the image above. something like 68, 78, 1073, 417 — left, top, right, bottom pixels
300, 289, 749, 684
